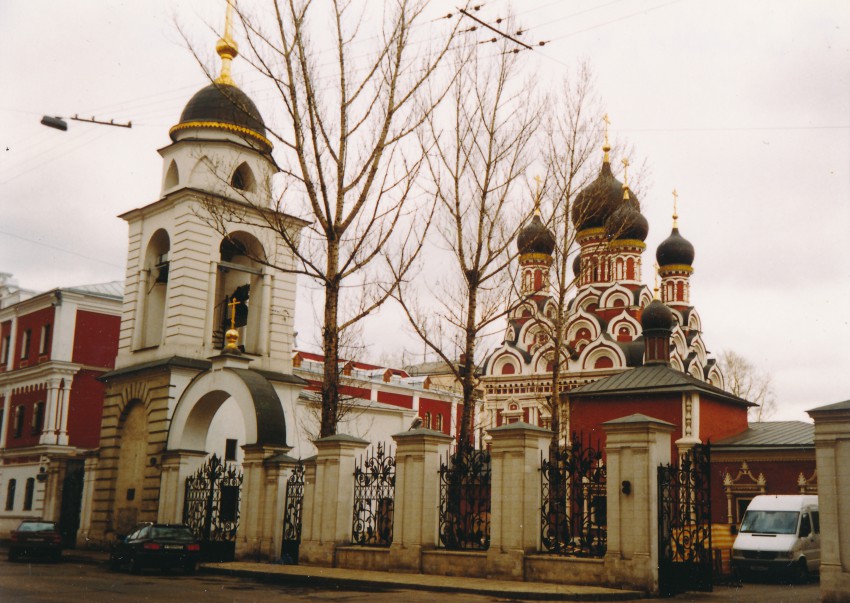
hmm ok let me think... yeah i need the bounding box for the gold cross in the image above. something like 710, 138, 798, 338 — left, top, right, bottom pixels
621, 158, 630, 186
533, 175, 542, 209
227, 298, 240, 330
672, 189, 679, 217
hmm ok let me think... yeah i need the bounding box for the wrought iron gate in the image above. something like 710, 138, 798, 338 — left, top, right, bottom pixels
352, 443, 395, 546
183, 454, 243, 562
540, 434, 607, 557
657, 444, 713, 597
438, 446, 491, 550
281, 462, 305, 564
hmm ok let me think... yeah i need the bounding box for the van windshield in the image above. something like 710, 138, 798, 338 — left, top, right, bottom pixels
740, 510, 799, 534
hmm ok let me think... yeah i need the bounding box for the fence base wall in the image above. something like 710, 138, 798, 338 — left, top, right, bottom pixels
525, 555, 606, 585
421, 549, 488, 578
335, 546, 391, 572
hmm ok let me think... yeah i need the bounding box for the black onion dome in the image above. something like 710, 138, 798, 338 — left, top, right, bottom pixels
641, 299, 674, 332
572, 161, 628, 231
171, 83, 270, 151
656, 227, 695, 266
605, 199, 649, 241
517, 213, 556, 255
572, 253, 581, 277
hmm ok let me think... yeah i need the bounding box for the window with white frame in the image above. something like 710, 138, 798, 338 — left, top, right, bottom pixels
39, 324, 51, 355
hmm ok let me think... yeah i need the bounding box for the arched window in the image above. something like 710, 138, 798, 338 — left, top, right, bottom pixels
140, 229, 170, 348
434, 414, 443, 432
215, 233, 266, 354
230, 162, 256, 192
23, 478, 35, 511
676, 281, 685, 302
5, 479, 16, 511
534, 269, 543, 290
594, 356, 614, 369
626, 257, 635, 280
424, 412, 431, 429
164, 160, 179, 189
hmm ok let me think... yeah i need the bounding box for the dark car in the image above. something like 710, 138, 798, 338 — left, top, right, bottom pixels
109, 523, 201, 574
8, 520, 62, 562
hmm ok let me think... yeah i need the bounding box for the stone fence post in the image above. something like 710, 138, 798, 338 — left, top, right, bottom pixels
486, 422, 551, 579
299, 434, 369, 566
807, 401, 850, 603
602, 413, 674, 593
389, 428, 453, 571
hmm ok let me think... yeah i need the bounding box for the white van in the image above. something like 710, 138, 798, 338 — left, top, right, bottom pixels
731, 494, 819, 581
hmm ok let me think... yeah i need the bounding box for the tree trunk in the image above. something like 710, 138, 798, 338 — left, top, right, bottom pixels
320, 240, 341, 437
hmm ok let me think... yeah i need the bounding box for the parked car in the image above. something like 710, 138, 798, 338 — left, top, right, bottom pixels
731, 494, 819, 582
109, 523, 201, 574
8, 520, 62, 562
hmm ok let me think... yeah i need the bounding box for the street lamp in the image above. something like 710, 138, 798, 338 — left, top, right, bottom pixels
40, 116, 68, 131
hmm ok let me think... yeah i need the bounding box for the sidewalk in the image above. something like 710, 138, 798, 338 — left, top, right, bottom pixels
56, 547, 645, 601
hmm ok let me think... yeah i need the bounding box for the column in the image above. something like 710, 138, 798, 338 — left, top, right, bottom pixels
602, 414, 675, 593
486, 422, 551, 579
300, 434, 369, 566
203, 261, 218, 349
131, 269, 148, 350
40, 378, 60, 445
157, 450, 206, 524
77, 456, 99, 548
388, 428, 453, 571
258, 272, 271, 356
236, 445, 291, 560
56, 378, 71, 446
807, 401, 850, 603
0, 388, 11, 449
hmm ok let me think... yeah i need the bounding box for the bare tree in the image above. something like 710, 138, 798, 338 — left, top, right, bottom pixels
719, 350, 777, 422
395, 30, 541, 448
194, 0, 466, 437
533, 63, 603, 445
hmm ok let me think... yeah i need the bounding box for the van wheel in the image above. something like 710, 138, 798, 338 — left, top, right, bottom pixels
795, 559, 810, 584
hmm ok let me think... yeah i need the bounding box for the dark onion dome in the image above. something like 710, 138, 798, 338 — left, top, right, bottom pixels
572, 253, 581, 277
605, 196, 648, 242
517, 213, 556, 255
170, 83, 272, 153
572, 161, 636, 231
656, 227, 695, 267
641, 298, 675, 332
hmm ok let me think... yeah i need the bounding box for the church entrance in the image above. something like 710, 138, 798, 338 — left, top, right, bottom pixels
657, 445, 713, 597
182, 453, 243, 562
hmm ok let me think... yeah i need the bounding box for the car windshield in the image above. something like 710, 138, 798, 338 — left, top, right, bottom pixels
740, 510, 799, 534
17, 522, 56, 532
151, 526, 195, 541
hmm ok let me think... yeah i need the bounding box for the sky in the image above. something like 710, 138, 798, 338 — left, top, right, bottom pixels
1, 1, 848, 422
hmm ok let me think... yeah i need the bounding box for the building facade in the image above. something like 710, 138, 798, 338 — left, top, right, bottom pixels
0, 274, 121, 544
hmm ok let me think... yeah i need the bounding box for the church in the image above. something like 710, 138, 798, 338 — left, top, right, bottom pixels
480, 134, 816, 572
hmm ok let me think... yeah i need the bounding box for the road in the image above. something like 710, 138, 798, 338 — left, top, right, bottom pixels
0, 556, 820, 603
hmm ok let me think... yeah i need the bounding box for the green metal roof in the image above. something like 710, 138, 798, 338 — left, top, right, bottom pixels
569, 364, 752, 407
714, 421, 814, 449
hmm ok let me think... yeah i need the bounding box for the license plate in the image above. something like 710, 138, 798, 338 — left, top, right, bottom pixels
751, 565, 768, 571
27, 537, 45, 542
164, 545, 184, 550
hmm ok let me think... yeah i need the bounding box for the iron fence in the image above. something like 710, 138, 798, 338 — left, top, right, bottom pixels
540, 433, 607, 557
351, 443, 396, 546
438, 445, 491, 551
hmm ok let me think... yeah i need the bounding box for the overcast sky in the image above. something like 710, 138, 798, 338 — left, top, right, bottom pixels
1, 1, 848, 422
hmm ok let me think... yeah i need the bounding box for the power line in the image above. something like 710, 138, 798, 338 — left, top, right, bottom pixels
0, 230, 125, 270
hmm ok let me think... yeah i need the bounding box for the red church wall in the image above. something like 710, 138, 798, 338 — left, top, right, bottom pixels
709, 457, 817, 525
67, 370, 106, 448
569, 394, 682, 453
699, 397, 749, 443
72, 310, 120, 368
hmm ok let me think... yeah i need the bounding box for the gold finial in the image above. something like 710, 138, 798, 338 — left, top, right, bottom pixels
602, 114, 611, 162
653, 263, 660, 299
224, 297, 241, 352
533, 175, 542, 215
672, 189, 679, 228
215, 0, 239, 85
